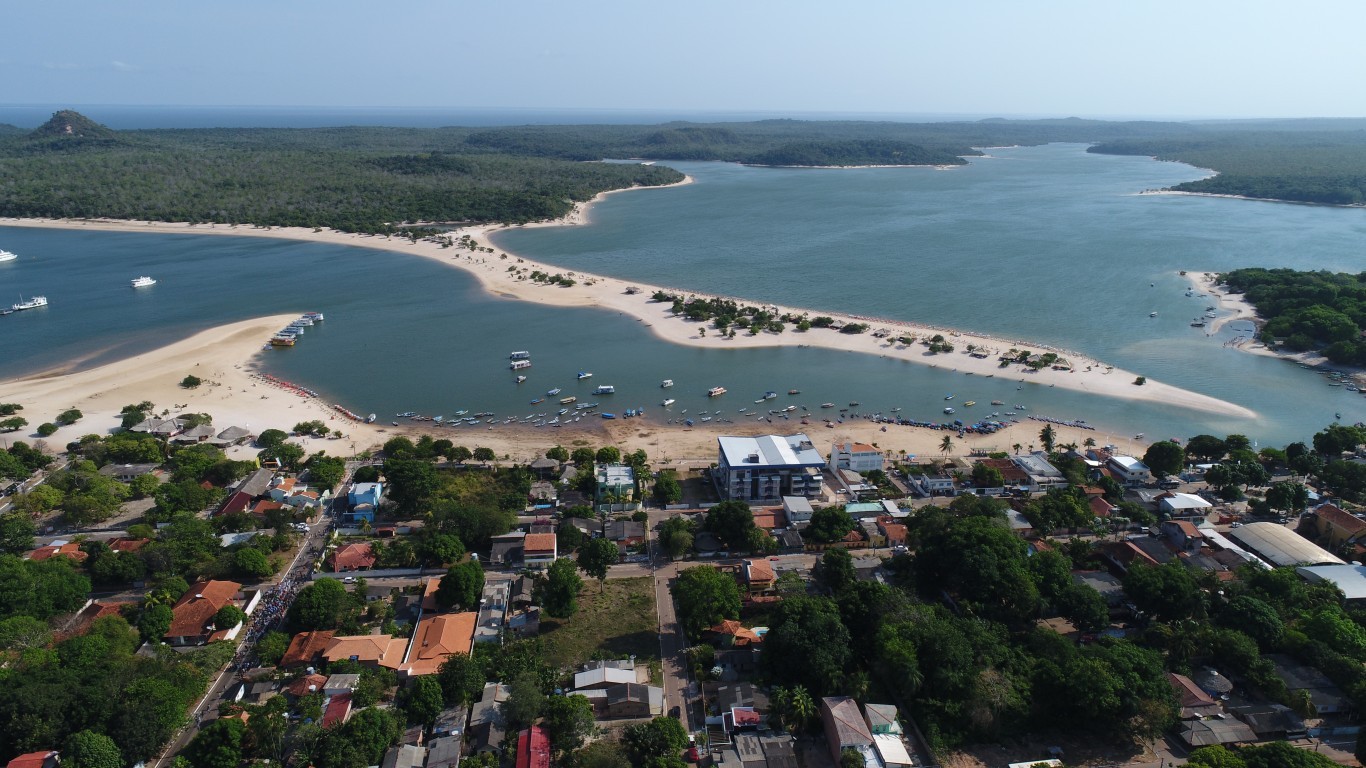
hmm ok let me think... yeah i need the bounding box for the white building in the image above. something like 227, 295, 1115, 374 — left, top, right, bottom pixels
1108, 456, 1152, 486
1158, 492, 1214, 518
829, 442, 885, 474
782, 496, 815, 525
717, 435, 825, 503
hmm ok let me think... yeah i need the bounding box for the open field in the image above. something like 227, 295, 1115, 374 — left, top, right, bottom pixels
539, 576, 659, 673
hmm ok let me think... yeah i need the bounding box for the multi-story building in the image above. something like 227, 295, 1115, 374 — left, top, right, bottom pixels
717, 434, 825, 503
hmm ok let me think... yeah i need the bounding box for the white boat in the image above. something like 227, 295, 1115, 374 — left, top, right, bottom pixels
708, 387, 727, 397
943, 407, 955, 414
661, 379, 674, 388
515, 375, 527, 383
577, 371, 593, 379
509, 351, 531, 360
12, 296, 47, 311
547, 388, 562, 396
510, 360, 532, 370
304, 311, 325, 321
0, 250, 17, 262
593, 385, 615, 395
662, 398, 676, 407
365, 414, 376, 423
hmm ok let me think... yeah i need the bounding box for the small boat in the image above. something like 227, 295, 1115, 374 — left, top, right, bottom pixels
788, 389, 800, 395
849, 401, 859, 407
662, 398, 676, 407
577, 371, 593, 379
365, 414, 376, 423
1149, 312, 1157, 318
270, 335, 296, 346
991, 400, 1004, 406
593, 385, 615, 395
131, 276, 157, 288
509, 351, 531, 360
558, 408, 569, 415
0, 250, 17, 263
820, 402, 835, 408
763, 391, 778, 400
943, 407, 955, 414
1190, 320, 1205, 327
601, 413, 616, 419
560, 396, 577, 405
547, 388, 562, 396
1134, 433, 1145, 439
944, 394, 954, 400
963, 401, 976, 407
454, 410, 468, 416
516, 375, 527, 383
510, 360, 532, 370
708, 387, 727, 397
530, 398, 544, 404
661, 379, 674, 388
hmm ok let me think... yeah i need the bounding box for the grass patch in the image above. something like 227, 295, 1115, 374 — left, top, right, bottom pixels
540, 576, 658, 670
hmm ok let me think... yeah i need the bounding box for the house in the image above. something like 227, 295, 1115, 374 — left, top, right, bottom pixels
760, 735, 799, 768
876, 517, 908, 547
735, 733, 767, 768
606, 520, 647, 546
751, 507, 788, 531
717, 435, 826, 503
347, 482, 383, 525
829, 442, 885, 474
595, 463, 639, 513
131, 416, 184, 436
322, 634, 408, 669
515, 725, 551, 768
171, 423, 218, 444
400, 612, 477, 677
1161, 520, 1205, 553
1072, 570, 1126, 607
321, 693, 353, 729
235, 467, 277, 498
1107, 456, 1152, 486
872, 734, 914, 768
782, 496, 814, 525
328, 542, 377, 572
426, 736, 463, 768
574, 665, 638, 690
563, 517, 603, 539
166, 579, 243, 646
709, 619, 763, 648
1089, 495, 1117, 519
523, 532, 558, 569
1302, 503, 1366, 551
490, 531, 527, 568
743, 559, 776, 593
284, 673, 328, 697
381, 744, 428, 768
210, 425, 253, 447
777, 529, 805, 552
469, 683, 510, 754
529, 480, 558, 506
324, 673, 360, 696
1177, 717, 1256, 748
433, 704, 470, 738
59, 600, 136, 640
25, 541, 87, 563
1167, 672, 1221, 719
97, 462, 160, 482
820, 696, 874, 767
1265, 654, 1351, 714
5, 752, 60, 768
1011, 453, 1068, 491
582, 683, 665, 719
863, 703, 901, 735
281, 630, 335, 667
1159, 492, 1214, 518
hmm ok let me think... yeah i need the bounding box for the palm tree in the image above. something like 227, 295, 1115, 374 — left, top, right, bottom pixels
1012, 443, 1022, 454
1039, 424, 1057, 453
939, 435, 953, 455
787, 685, 816, 733
1084, 437, 1097, 449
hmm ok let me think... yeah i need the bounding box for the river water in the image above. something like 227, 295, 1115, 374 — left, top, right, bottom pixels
1, 144, 1362, 446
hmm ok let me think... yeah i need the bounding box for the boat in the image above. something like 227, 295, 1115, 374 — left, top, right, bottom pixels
943, 407, 955, 414
547, 388, 562, 396
558, 408, 569, 415
560, 396, 577, 405
577, 371, 593, 379
292, 316, 313, 326
763, 391, 778, 400
530, 398, 544, 404
944, 394, 954, 400
516, 375, 527, 383
0, 250, 16, 262
1134, 433, 1145, 439
304, 311, 324, 321
662, 398, 676, 407
510, 360, 532, 370
454, 410, 468, 416
661, 379, 674, 388
593, 385, 615, 395
708, 387, 727, 397
1149, 312, 1157, 317
849, 401, 859, 407
269, 336, 296, 346
12, 296, 48, 311
1190, 320, 1205, 327
509, 351, 531, 360
601, 413, 616, 419
820, 402, 835, 408
963, 401, 976, 407
991, 400, 1005, 406
788, 389, 800, 395
130, 276, 157, 288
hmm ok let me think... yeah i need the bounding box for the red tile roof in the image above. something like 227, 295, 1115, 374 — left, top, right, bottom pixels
26, 542, 88, 562
1089, 496, 1114, 519
1173, 520, 1202, 537
1316, 504, 1366, 537
281, 630, 336, 667
752, 508, 788, 530
167, 580, 241, 640
285, 673, 329, 697
218, 490, 251, 517
401, 612, 477, 676
744, 559, 775, 585
524, 533, 556, 555
108, 537, 149, 552
321, 693, 352, 729
516, 725, 551, 768
322, 635, 407, 669
328, 542, 376, 572
58, 600, 136, 641
6, 751, 58, 768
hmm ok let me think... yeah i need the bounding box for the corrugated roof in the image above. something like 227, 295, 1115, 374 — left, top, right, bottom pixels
719, 434, 824, 469
1227, 522, 1344, 567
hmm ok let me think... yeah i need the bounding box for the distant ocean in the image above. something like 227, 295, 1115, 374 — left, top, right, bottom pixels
0, 104, 1020, 130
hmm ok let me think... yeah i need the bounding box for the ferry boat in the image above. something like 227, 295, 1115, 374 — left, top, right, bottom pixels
547, 388, 562, 396
0, 249, 16, 262
510, 360, 532, 370
12, 296, 47, 311
708, 387, 727, 398
577, 371, 593, 379
593, 385, 615, 395
509, 351, 531, 360
304, 311, 325, 322
131, 276, 157, 288
560, 396, 577, 405
661, 379, 674, 388
662, 398, 676, 407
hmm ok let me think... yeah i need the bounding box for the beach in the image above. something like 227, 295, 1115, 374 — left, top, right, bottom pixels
0, 206, 1256, 425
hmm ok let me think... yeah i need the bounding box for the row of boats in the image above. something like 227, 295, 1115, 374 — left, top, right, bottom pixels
267, 312, 325, 347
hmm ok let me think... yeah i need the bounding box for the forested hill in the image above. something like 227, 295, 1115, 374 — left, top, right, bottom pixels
1219, 267, 1366, 365
1089, 131, 1366, 206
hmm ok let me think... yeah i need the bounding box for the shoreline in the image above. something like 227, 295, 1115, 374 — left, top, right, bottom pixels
0, 200, 1255, 421
1140, 189, 1366, 210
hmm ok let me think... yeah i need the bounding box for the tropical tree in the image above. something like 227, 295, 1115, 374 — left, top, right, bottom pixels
674, 565, 741, 636
538, 558, 583, 619
1039, 424, 1057, 453
940, 435, 953, 455
577, 537, 619, 592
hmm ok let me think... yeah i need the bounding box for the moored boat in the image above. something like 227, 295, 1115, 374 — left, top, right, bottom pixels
577, 371, 593, 379
516, 375, 527, 383
662, 398, 676, 406
510, 360, 532, 370
547, 388, 562, 396
0, 249, 17, 263
560, 396, 577, 405
509, 351, 531, 360
708, 386, 727, 397
131, 276, 157, 288
661, 379, 674, 388
12, 295, 48, 311
270, 335, 296, 346
593, 385, 615, 395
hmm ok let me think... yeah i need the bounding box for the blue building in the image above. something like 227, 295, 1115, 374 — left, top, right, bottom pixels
346, 482, 383, 525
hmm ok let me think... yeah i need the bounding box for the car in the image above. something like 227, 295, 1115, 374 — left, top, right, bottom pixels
343, 576, 356, 583
1230, 522, 1242, 528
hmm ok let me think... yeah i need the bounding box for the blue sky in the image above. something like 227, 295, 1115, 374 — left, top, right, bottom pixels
5, 0, 1365, 119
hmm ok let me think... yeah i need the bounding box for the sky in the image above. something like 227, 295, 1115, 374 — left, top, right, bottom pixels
5, 0, 1366, 120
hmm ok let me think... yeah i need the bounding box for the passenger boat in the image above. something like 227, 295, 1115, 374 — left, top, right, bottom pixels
0, 249, 17, 262
593, 385, 615, 395
304, 311, 325, 322
510, 360, 532, 370
661, 379, 674, 388
560, 396, 577, 405
708, 387, 727, 397
763, 391, 778, 400
577, 371, 593, 379
991, 400, 1005, 406
130, 276, 157, 288
365, 414, 376, 423
11, 295, 48, 311
509, 351, 531, 360
547, 388, 562, 396
270, 335, 296, 346
662, 398, 676, 407
943, 407, 955, 414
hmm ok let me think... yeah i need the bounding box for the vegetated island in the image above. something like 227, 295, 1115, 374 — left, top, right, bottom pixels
1215, 267, 1366, 367
11, 110, 1366, 234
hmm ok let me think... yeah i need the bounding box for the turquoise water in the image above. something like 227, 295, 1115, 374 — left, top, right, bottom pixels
1, 144, 1363, 446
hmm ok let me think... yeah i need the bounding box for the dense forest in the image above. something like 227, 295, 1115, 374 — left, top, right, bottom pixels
4, 111, 1366, 233
1217, 268, 1366, 365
